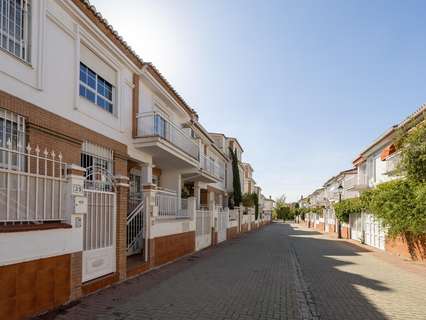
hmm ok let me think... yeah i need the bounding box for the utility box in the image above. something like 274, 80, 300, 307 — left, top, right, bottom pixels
74, 196, 88, 214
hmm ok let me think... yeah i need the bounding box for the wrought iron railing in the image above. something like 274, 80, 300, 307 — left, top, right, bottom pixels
0, 141, 67, 224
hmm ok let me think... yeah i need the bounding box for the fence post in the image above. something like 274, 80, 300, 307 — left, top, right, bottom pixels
143, 184, 157, 267
65, 164, 86, 301
114, 175, 130, 281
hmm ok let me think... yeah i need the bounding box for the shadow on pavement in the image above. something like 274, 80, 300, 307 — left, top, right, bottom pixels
283, 223, 390, 320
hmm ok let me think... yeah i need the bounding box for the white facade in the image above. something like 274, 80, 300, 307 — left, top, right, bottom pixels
0, 0, 151, 166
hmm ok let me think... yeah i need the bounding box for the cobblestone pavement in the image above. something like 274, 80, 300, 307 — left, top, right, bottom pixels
42, 223, 426, 320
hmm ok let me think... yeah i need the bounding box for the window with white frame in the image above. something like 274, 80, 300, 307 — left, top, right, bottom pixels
79, 62, 114, 114
0, 0, 31, 62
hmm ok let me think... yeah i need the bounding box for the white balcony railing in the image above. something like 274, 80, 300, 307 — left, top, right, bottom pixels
155, 190, 190, 219
199, 154, 225, 180
136, 112, 199, 160
385, 153, 401, 174
346, 172, 368, 189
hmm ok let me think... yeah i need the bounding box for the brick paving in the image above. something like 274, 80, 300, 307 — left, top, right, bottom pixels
40, 223, 426, 320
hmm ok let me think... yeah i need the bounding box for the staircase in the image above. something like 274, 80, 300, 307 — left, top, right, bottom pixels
127, 195, 144, 256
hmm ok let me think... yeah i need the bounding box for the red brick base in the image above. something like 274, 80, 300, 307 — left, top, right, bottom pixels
227, 227, 238, 240
315, 223, 325, 232
241, 223, 249, 233
386, 235, 426, 262
152, 231, 195, 267
341, 226, 350, 239
0, 254, 71, 320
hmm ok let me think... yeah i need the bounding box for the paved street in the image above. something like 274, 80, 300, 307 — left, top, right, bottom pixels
43, 223, 426, 320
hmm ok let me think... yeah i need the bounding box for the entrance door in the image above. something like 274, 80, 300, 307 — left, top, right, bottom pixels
217, 208, 228, 243
81, 162, 116, 283
196, 209, 212, 250
363, 213, 385, 250
350, 213, 362, 241
324, 209, 330, 232
83, 188, 116, 282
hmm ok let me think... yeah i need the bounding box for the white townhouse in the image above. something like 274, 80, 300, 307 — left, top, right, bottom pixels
0, 1, 272, 319
321, 168, 358, 234
302, 105, 425, 256
347, 105, 425, 250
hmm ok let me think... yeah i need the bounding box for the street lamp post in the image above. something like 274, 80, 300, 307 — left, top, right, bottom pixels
337, 184, 343, 239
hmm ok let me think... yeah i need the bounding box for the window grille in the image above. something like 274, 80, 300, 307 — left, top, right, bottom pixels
0, 107, 25, 169
81, 141, 114, 191
0, 0, 31, 62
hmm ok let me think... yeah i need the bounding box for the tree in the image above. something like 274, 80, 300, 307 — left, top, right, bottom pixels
229, 147, 242, 206
242, 193, 254, 208
252, 193, 259, 220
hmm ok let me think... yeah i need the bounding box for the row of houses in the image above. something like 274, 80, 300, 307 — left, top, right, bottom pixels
0, 1, 274, 319
299, 105, 425, 259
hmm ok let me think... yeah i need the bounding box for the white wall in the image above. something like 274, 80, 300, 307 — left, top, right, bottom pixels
0, 226, 82, 266
0, 0, 151, 165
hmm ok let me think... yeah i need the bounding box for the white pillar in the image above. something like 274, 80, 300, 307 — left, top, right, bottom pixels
194, 182, 201, 209
142, 163, 153, 185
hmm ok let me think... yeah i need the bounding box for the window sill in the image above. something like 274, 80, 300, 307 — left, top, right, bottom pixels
0, 222, 72, 233
0, 47, 32, 68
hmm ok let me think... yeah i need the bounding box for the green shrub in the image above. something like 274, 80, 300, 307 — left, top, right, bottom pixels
396, 122, 426, 183
333, 198, 364, 223
361, 180, 426, 237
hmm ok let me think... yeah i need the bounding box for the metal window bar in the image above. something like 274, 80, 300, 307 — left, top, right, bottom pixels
0, 0, 30, 62
81, 141, 114, 192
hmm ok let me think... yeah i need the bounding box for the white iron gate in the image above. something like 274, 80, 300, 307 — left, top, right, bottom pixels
196, 209, 212, 250
363, 213, 385, 250
217, 208, 228, 243
81, 148, 117, 282
83, 189, 116, 282
349, 213, 363, 241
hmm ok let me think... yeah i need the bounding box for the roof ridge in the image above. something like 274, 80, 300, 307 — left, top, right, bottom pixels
79, 0, 143, 67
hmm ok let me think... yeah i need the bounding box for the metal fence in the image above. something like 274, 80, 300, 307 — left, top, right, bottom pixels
0, 142, 67, 224
155, 190, 190, 219
229, 208, 238, 221
136, 112, 199, 160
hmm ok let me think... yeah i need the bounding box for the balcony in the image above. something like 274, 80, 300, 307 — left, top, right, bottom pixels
385, 153, 401, 176
346, 172, 369, 191
182, 154, 225, 184
134, 112, 199, 169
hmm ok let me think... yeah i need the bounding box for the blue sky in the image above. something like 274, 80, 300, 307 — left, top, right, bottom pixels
92, 0, 426, 201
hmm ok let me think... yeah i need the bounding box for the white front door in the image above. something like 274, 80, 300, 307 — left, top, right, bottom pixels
196, 209, 212, 250
82, 189, 116, 282
217, 209, 228, 243
363, 213, 385, 250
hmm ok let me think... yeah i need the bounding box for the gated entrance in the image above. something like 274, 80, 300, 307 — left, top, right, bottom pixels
217, 207, 228, 243
81, 141, 117, 282
363, 213, 385, 250
196, 209, 212, 250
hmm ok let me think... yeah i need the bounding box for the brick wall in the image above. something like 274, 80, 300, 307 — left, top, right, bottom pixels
241, 223, 249, 233
341, 226, 350, 239
152, 231, 195, 267
70, 252, 82, 301
115, 183, 129, 280
0, 90, 128, 160
386, 235, 426, 262
227, 227, 238, 240
316, 223, 325, 232
0, 254, 71, 320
